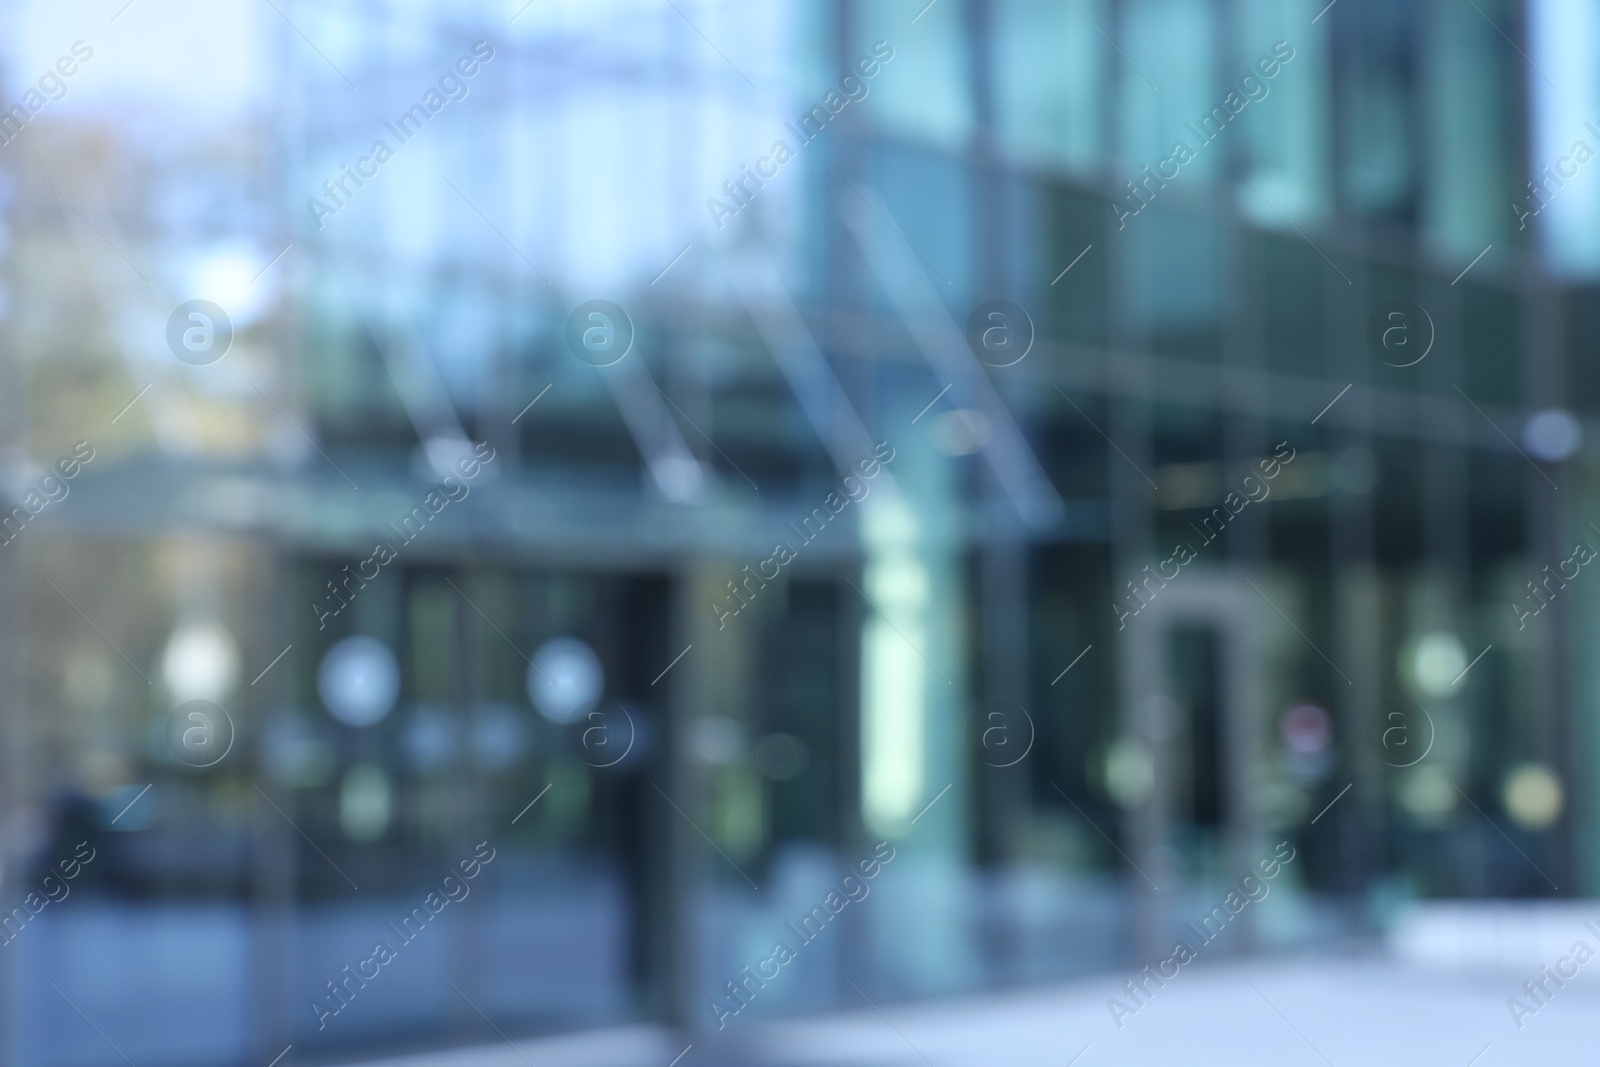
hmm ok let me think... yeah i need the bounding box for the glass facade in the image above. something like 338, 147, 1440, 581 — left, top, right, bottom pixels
0, 0, 1594, 1063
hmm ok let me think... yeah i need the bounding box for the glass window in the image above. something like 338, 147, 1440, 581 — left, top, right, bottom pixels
993, 0, 1105, 173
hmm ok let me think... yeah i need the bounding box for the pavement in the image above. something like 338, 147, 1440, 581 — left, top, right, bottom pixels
345, 951, 1600, 1067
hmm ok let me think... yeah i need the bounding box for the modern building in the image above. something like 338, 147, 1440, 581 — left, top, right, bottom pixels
0, 0, 1594, 1064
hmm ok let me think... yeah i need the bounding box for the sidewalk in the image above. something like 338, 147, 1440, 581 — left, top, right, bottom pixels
347, 954, 1597, 1067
